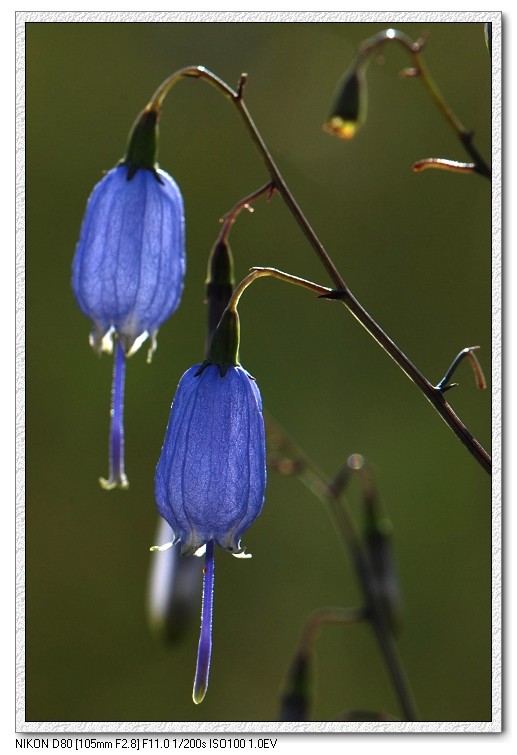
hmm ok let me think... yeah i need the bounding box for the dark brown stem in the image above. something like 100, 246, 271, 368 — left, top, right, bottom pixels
154, 66, 491, 476
329, 289, 492, 474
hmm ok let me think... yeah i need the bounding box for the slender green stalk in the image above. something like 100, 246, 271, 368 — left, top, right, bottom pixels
228, 266, 331, 312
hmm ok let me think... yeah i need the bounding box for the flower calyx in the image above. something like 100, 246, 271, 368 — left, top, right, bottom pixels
121, 106, 162, 181
201, 307, 241, 377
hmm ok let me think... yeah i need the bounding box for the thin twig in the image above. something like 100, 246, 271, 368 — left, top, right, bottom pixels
324, 289, 491, 473
412, 158, 476, 175
435, 345, 487, 393
148, 65, 491, 475
217, 182, 275, 244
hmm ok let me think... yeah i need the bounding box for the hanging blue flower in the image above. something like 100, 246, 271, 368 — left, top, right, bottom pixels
153, 308, 267, 703
155, 363, 267, 557
72, 163, 185, 357
72, 106, 186, 489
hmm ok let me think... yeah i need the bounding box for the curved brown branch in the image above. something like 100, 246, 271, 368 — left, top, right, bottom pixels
151, 65, 491, 476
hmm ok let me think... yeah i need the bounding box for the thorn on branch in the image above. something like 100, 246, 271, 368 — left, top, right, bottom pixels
317, 288, 348, 300
237, 72, 248, 100
435, 346, 487, 393
440, 382, 459, 394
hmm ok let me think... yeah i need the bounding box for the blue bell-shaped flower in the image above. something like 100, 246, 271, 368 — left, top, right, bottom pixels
72, 162, 185, 356
155, 362, 267, 556
72, 106, 186, 489
153, 308, 267, 703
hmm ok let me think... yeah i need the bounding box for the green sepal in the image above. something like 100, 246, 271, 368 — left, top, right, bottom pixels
333, 67, 362, 120
204, 307, 240, 376
121, 107, 159, 175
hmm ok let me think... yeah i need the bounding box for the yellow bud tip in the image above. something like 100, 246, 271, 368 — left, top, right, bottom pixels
323, 117, 358, 140
192, 684, 207, 705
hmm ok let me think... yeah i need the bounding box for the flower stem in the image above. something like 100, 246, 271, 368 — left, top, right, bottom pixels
146, 66, 345, 287
99, 339, 129, 490
357, 29, 491, 179
193, 539, 215, 704
218, 182, 275, 245
229, 266, 331, 312
146, 65, 491, 475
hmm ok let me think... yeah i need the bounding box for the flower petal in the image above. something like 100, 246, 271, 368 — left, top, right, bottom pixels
155, 364, 267, 555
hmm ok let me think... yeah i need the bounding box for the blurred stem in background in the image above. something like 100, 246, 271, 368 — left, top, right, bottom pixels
268, 419, 419, 721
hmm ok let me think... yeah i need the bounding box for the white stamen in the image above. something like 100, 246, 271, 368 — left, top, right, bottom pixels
150, 541, 174, 552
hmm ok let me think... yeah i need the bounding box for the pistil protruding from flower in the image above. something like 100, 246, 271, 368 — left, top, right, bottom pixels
193, 539, 215, 704
99, 340, 129, 490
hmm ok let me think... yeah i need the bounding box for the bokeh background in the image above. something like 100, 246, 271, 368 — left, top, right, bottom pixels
25, 19, 493, 725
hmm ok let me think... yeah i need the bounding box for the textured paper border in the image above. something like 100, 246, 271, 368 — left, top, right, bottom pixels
15, 9, 502, 736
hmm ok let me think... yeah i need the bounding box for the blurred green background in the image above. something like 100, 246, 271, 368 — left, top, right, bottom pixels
25, 20, 492, 725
